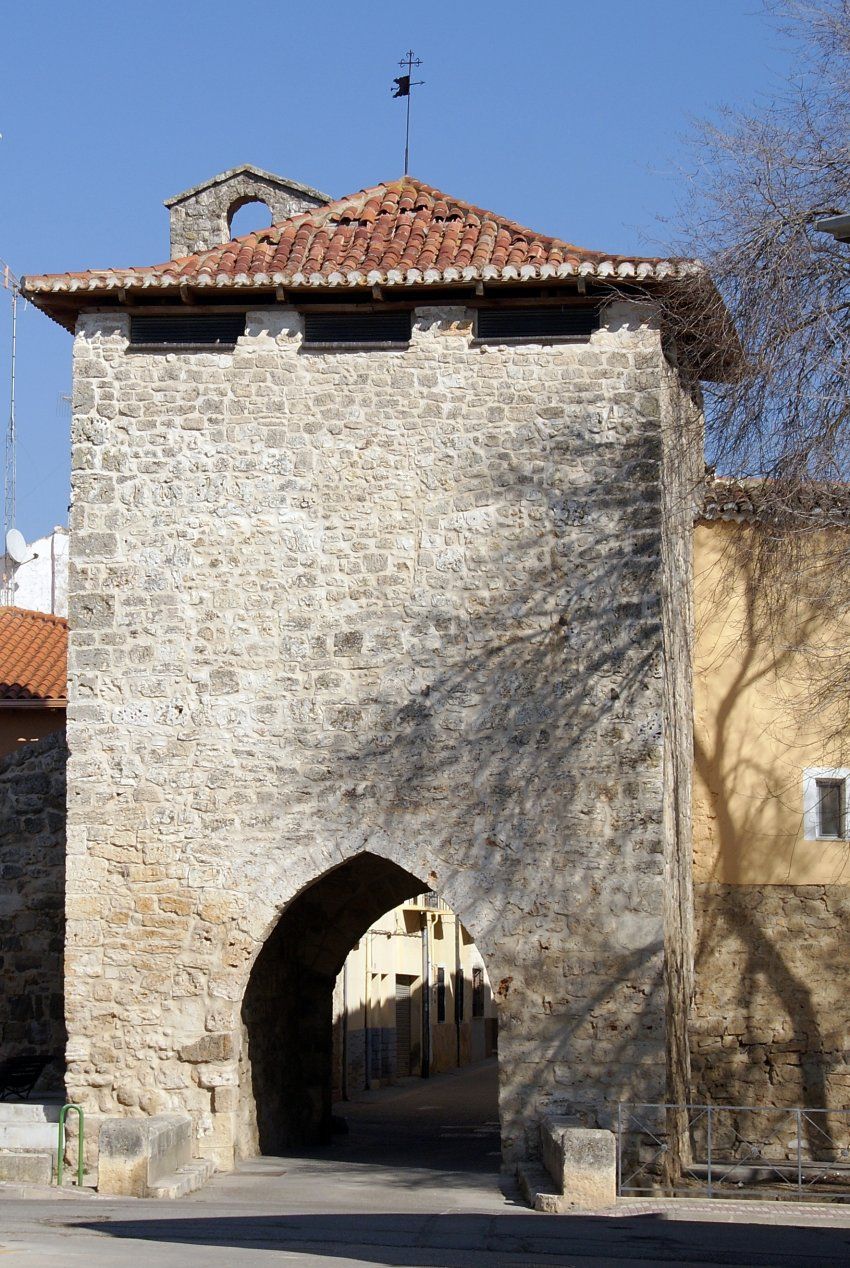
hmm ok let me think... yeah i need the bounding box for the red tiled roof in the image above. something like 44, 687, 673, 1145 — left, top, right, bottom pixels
0, 607, 67, 702
700, 476, 850, 526
22, 176, 702, 298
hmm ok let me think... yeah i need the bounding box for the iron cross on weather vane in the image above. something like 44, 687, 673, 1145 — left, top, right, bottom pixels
392, 50, 424, 176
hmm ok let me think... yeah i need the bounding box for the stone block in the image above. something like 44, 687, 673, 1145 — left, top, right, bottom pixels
195, 1062, 238, 1089
98, 1114, 191, 1197
179, 1032, 238, 1063
212, 1085, 239, 1112
0, 1150, 53, 1185
540, 1117, 616, 1210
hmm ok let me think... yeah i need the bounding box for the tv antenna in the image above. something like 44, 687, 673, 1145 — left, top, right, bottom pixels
1, 260, 21, 604
392, 50, 424, 176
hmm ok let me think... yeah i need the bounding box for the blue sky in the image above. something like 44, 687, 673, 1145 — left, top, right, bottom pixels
0, 1, 796, 541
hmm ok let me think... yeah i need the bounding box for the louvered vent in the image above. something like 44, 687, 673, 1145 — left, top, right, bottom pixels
302, 312, 411, 345
476, 306, 599, 340
129, 315, 245, 346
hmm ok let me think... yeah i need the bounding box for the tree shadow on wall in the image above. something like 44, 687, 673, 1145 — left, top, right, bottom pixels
300, 429, 686, 1127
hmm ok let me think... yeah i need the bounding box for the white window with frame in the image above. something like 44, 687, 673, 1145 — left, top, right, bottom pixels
803, 768, 850, 841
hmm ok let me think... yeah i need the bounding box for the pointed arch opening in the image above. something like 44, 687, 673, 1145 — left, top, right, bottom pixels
237, 852, 498, 1161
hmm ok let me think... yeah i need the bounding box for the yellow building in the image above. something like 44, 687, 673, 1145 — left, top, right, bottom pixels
694, 485, 850, 885
691, 478, 850, 1129
332, 893, 497, 1099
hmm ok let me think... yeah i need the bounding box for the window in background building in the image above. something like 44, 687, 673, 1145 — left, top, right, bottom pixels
472, 965, 485, 1018
803, 768, 850, 840
395, 974, 415, 1077
817, 780, 845, 838
436, 967, 446, 1023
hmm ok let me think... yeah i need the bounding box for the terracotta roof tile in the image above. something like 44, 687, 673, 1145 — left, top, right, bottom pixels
22, 176, 701, 301
700, 477, 850, 526
0, 607, 67, 702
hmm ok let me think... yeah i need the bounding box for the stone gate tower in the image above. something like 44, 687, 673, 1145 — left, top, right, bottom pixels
23, 169, 717, 1189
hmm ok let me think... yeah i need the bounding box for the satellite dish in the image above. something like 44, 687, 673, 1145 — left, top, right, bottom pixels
5, 528, 29, 564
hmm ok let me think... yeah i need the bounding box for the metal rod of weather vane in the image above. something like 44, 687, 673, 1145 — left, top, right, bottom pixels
394, 50, 423, 176
404, 73, 411, 176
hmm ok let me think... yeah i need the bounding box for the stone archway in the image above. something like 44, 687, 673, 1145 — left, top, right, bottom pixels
237, 852, 436, 1157
226, 195, 273, 240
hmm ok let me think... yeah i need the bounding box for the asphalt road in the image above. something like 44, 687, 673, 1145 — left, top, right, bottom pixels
2, 1062, 850, 1266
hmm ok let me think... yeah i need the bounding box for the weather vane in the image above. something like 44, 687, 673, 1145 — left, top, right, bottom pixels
392, 50, 424, 176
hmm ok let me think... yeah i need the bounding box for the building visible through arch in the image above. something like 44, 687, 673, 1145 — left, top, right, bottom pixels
331, 890, 497, 1097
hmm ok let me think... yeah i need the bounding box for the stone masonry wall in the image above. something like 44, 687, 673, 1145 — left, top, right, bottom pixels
65, 301, 697, 1169
691, 883, 850, 1152
0, 731, 67, 1088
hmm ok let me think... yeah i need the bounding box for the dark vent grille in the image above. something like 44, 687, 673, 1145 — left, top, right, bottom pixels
129, 315, 245, 346
476, 306, 599, 341
302, 312, 411, 345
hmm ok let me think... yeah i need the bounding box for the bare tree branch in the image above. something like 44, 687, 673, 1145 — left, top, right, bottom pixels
674, 2, 850, 481
661, 2, 850, 739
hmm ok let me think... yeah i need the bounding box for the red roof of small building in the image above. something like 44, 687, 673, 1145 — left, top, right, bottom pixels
22, 176, 701, 299
0, 607, 67, 702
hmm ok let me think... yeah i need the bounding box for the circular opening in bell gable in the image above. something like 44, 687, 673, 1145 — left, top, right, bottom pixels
229, 198, 274, 239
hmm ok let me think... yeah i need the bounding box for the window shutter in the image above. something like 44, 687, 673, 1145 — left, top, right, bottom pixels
302, 312, 411, 345
477, 306, 598, 340
129, 315, 245, 346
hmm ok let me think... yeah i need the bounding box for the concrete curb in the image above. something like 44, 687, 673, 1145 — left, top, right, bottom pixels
0, 1181, 100, 1201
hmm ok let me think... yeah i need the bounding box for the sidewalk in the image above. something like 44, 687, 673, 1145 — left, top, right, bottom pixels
2, 1065, 850, 1264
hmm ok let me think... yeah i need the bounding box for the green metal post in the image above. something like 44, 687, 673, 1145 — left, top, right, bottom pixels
57, 1104, 84, 1188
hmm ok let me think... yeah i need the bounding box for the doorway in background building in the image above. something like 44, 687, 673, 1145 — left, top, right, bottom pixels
395, 974, 416, 1077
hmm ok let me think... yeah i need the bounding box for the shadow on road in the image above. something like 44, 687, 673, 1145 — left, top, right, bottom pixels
73, 1211, 850, 1266
291, 1059, 502, 1180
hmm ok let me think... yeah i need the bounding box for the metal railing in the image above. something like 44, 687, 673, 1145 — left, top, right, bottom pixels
56, 1103, 84, 1188
617, 1102, 850, 1201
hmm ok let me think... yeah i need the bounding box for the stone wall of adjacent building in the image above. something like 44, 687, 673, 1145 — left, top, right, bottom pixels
691, 883, 850, 1152
0, 731, 67, 1087
65, 300, 699, 1170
